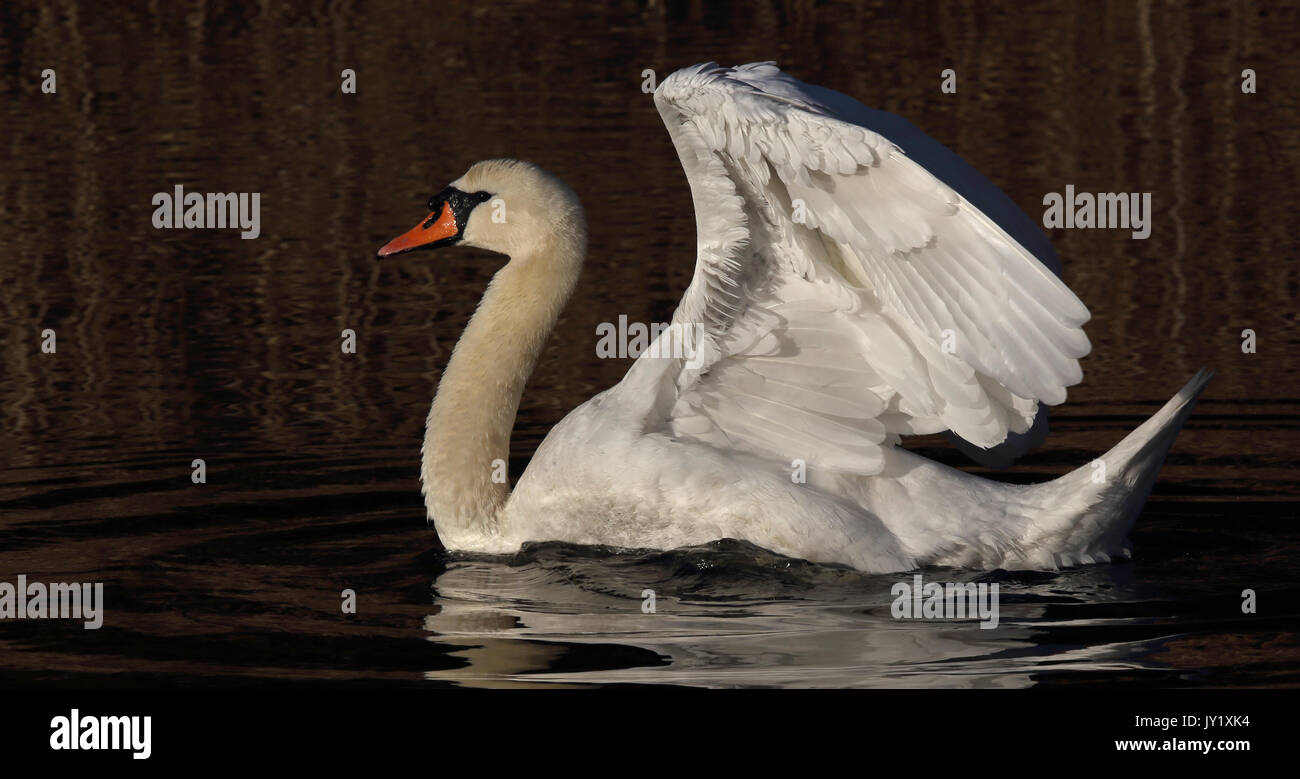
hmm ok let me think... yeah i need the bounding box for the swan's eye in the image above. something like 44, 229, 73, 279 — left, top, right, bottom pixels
473, 191, 492, 203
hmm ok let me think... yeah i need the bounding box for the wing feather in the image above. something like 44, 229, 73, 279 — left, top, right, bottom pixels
634, 62, 1091, 475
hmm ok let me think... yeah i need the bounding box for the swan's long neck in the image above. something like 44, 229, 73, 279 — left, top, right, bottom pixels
421, 228, 584, 543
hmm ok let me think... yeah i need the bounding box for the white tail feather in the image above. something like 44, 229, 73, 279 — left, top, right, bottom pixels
1009, 369, 1213, 568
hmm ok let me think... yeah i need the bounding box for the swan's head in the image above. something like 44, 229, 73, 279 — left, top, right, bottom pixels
377, 159, 584, 260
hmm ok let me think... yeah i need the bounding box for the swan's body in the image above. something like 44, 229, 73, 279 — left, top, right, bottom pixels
380, 62, 1209, 573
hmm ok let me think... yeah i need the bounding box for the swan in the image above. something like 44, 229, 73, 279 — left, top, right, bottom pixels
377, 62, 1210, 573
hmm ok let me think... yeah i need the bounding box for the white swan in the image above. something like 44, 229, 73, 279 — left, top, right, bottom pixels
378, 62, 1210, 573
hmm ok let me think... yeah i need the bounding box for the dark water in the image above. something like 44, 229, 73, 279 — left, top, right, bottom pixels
2, 1, 1298, 687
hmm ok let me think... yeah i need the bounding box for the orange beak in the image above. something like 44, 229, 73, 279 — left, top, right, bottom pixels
377, 202, 459, 257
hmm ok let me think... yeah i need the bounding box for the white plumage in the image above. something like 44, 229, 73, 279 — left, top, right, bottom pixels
649, 62, 1089, 473
388, 62, 1210, 573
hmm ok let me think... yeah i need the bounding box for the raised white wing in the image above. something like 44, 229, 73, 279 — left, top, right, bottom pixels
632, 62, 1090, 476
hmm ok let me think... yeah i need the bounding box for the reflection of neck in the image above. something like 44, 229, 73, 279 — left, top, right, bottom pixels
421, 230, 584, 543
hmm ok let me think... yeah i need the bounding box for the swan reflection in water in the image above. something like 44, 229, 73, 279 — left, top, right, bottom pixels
416, 543, 1171, 688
